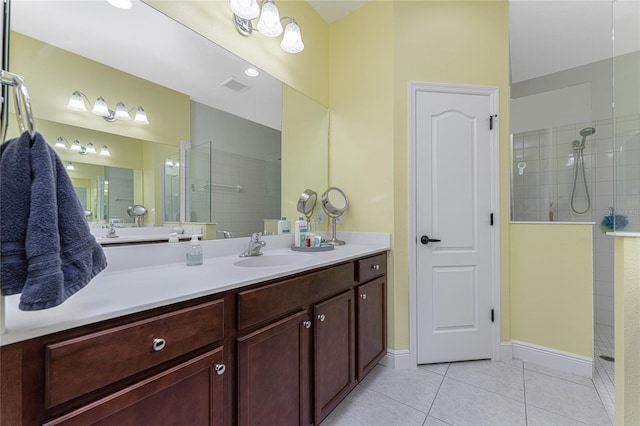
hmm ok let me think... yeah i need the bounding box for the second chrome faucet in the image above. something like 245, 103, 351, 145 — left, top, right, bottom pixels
239, 232, 266, 257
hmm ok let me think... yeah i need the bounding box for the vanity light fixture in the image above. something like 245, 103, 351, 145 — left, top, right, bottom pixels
66, 90, 149, 124
231, 0, 304, 54
55, 136, 111, 157
66, 162, 75, 171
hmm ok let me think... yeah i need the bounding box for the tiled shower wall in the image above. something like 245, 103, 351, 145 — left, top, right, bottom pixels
512, 115, 640, 326
210, 150, 281, 239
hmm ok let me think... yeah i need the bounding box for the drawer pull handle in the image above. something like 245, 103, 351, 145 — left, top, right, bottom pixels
361, 293, 367, 300
303, 321, 311, 329
371, 264, 380, 271
215, 364, 226, 375
317, 314, 326, 322
152, 338, 166, 352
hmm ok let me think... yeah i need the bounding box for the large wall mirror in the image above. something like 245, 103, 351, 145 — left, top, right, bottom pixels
8, 0, 329, 239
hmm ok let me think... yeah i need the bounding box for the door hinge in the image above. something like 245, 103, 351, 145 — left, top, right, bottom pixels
490, 213, 494, 226
491, 309, 495, 323
489, 114, 498, 130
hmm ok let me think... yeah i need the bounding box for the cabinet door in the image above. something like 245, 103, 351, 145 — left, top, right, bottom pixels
44, 347, 226, 426
314, 290, 355, 425
357, 276, 387, 380
237, 310, 311, 426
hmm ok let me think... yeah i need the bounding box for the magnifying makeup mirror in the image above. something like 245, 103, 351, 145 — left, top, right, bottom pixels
127, 204, 147, 227
321, 187, 348, 246
297, 189, 317, 222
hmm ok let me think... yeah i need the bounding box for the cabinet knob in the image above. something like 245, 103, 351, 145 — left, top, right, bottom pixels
360, 293, 367, 300
303, 320, 311, 329
371, 264, 380, 271
152, 338, 166, 352
317, 314, 326, 322
215, 364, 226, 375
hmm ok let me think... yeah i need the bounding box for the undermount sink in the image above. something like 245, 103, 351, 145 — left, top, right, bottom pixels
233, 254, 313, 268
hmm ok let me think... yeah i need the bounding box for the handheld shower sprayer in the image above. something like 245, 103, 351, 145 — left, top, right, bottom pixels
570, 127, 595, 214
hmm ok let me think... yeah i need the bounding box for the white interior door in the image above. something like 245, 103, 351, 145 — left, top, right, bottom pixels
415, 85, 497, 364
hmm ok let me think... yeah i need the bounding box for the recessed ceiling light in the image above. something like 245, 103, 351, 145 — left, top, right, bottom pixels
107, 0, 133, 10
245, 68, 260, 77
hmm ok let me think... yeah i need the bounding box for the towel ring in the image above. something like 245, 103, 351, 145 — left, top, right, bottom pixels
1, 71, 36, 138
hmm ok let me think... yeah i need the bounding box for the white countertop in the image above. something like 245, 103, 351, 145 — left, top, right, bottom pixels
0, 232, 390, 346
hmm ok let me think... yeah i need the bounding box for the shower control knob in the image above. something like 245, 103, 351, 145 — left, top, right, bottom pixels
420, 235, 441, 245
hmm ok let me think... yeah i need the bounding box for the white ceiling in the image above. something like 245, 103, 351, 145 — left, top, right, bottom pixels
306, 0, 369, 23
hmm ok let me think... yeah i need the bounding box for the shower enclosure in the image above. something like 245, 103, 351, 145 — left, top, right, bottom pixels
510, 1, 639, 419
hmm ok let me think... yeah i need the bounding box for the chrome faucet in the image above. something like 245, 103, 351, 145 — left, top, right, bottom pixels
239, 232, 266, 257
218, 230, 233, 239
104, 222, 119, 238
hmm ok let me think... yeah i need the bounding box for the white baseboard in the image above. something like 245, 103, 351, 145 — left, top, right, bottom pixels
379, 349, 413, 370
500, 341, 513, 361
511, 340, 593, 378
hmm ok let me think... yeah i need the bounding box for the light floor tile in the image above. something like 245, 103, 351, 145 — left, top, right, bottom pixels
423, 416, 451, 426
526, 405, 589, 426
523, 361, 594, 388
524, 370, 611, 426
446, 360, 525, 401
418, 362, 450, 376
359, 365, 443, 412
429, 377, 526, 426
320, 385, 426, 426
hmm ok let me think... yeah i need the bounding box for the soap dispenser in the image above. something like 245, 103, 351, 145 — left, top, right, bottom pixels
186, 235, 203, 266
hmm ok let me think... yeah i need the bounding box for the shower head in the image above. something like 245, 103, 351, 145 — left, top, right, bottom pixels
580, 127, 596, 137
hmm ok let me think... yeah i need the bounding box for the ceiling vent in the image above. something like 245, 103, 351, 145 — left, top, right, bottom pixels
220, 77, 249, 92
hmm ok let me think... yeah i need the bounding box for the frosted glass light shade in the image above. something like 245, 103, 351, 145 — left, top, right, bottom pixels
55, 137, 67, 148
100, 146, 111, 157
114, 102, 131, 120
230, 0, 259, 20
67, 91, 87, 112
134, 107, 149, 124
85, 143, 97, 154
281, 20, 304, 53
70, 140, 82, 152
92, 97, 110, 117
257, 0, 282, 37
66, 162, 75, 171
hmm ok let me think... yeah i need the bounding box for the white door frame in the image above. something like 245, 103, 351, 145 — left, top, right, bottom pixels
408, 81, 501, 367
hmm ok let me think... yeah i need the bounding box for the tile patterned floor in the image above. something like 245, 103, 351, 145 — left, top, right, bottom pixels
593, 324, 615, 421
322, 357, 613, 426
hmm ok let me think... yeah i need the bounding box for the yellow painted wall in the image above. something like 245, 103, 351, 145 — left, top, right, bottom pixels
9, 32, 189, 145
146, 0, 330, 107
281, 84, 329, 223
614, 236, 640, 425
510, 224, 593, 357
329, 1, 510, 350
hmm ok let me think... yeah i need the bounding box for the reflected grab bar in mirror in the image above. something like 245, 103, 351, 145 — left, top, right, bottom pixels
191, 183, 243, 192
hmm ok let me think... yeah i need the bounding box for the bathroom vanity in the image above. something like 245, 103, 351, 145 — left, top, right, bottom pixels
0, 235, 388, 425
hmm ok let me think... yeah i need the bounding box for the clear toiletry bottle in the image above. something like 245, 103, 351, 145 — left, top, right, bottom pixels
186, 235, 203, 266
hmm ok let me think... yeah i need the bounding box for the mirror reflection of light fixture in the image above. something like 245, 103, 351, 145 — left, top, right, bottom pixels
55, 137, 111, 157
66, 90, 149, 124
66, 162, 75, 171
231, 0, 304, 54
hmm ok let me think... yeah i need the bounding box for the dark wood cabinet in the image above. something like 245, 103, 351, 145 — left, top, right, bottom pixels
44, 346, 226, 426
1, 252, 387, 426
236, 310, 311, 426
356, 276, 387, 380
313, 290, 356, 424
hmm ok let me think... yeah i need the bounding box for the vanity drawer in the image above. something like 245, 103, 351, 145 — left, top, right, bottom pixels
237, 263, 354, 330
356, 253, 387, 283
45, 298, 224, 408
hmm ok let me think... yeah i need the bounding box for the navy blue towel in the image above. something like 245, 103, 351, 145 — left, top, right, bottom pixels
1, 131, 107, 311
